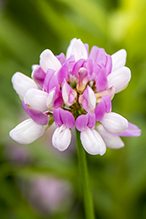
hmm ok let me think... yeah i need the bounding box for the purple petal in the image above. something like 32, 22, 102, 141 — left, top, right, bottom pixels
43, 69, 59, 93
22, 101, 48, 125
105, 54, 112, 75
60, 109, 75, 128
95, 66, 107, 91
89, 46, 100, 63
90, 46, 112, 76
53, 90, 64, 108
75, 113, 95, 131
53, 108, 63, 127
95, 100, 105, 121
83, 59, 93, 76
72, 59, 85, 76
47, 88, 63, 110
95, 48, 106, 66
56, 52, 66, 65
102, 95, 111, 113
95, 96, 111, 121
87, 113, 95, 129
53, 108, 75, 128
120, 122, 141, 137
32, 66, 46, 87
66, 55, 75, 73
57, 62, 68, 84
75, 114, 88, 131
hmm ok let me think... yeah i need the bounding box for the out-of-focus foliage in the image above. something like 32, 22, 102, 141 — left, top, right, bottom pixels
0, 0, 146, 218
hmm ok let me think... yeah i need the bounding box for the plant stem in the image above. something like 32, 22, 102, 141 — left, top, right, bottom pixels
75, 129, 95, 219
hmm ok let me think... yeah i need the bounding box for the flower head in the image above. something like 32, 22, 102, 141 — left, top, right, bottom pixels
9, 38, 141, 155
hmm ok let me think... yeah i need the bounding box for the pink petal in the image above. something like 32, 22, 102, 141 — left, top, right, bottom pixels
32, 66, 46, 88
95, 95, 111, 121
87, 113, 96, 129
120, 122, 141, 137
75, 113, 95, 131
56, 52, 66, 65
53, 108, 75, 128
89, 46, 100, 63
72, 59, 85, 76
43, 69, 58, 93
47, 88, 63, 110
60, 109, 75, 128
22, 102, 48, 125
53, 91, 64, 109
95, 102, 105, 121
95, 66, 107, 91
57, 62, 68, 84
75, 114, 88, 131
105, 54, 112, 75
53, 108, 62, 127
83, 59, 93, 77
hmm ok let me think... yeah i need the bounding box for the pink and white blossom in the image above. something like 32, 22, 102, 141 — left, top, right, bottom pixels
9, 38, 141, 155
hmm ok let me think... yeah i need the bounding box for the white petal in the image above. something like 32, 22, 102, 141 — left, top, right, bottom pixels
96, 124, 124, 149
81, 127, 106, 155
52, 125, 71, 151
24, 88, 48, 112
101, 112, 128, 134
111, 49, 127, 72
40, 49, 61, 72
62, 82, 69, 106
12, 72, 38, 98
107, 66, 131, 93
66, 38, 88, 61
47, 89, 55, 110
9, 118, 46, 144
87, 86, 96, 111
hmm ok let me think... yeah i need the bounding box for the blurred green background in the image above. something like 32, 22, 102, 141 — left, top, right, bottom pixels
0, 0, 146, 218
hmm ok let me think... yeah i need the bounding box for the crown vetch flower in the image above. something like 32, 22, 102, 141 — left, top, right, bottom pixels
9, 38, 141, 155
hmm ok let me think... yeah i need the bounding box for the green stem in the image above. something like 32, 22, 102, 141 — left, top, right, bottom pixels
75, 129, 95, 219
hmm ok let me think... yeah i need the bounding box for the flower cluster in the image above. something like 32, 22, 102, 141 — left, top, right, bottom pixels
9, 38, 141, 155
